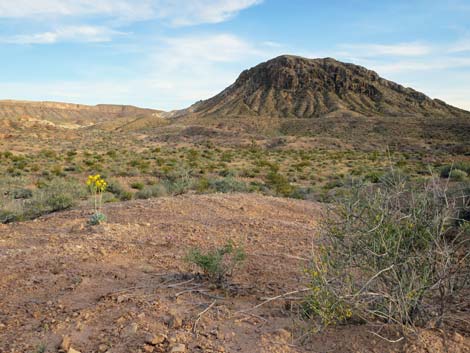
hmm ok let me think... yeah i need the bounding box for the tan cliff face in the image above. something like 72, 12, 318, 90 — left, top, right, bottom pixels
0, 100, 162, 128
189, 55, 470, 119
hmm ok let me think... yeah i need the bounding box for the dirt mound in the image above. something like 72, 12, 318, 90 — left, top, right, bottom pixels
0, 194, 468, 353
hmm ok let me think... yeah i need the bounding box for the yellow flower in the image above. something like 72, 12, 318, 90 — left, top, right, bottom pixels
86, 174, 107, 192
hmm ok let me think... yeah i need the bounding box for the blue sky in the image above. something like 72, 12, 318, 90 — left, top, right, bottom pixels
0, 0, 469, 111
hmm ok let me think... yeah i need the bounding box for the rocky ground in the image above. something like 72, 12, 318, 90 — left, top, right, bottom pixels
0, 193, 468, 353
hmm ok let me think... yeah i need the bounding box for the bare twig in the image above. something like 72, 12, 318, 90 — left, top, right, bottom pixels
368, 330, 404, 343
167, 278, 195, 288
193, 300, 217, 333
238, 288, 309, 313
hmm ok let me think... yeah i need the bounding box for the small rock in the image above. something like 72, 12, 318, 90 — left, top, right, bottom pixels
60, 336, 71, 352
98, 344, 108, 352
122, 322, 138, 337
275, 328, 292, 342
68, 348, 81, 353
143, 344, 155, 352
117, 295, 127, 304
116, 316, 126, 324
145, 333, 167, 345
168, 314, 183, 329
169, 344, 186, 353
453, 332, 464, 343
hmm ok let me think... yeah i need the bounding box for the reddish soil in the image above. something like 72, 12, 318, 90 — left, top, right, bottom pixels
0, 194, 468, 353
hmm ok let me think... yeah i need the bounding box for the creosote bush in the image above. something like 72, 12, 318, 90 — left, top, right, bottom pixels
306, 171, 470, 333
186, 240, 246, 285
135, 184, 168, 199
0, 178, 86, 223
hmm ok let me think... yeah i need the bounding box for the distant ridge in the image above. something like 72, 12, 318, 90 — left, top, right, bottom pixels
188, 55, 470, 119
0, 100, 162, 128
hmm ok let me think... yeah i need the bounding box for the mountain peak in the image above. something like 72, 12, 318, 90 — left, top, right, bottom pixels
191, 55, 469, 119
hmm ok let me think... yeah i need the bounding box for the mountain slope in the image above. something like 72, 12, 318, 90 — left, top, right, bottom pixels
0, 100, 163, 129
189, 55, 469, 119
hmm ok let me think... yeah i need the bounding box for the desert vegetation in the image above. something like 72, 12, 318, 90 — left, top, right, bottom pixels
1, 142, 468, 224
306, 169, 470, 339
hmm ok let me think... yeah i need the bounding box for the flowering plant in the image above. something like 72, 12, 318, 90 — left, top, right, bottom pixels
86, 174, 107, 224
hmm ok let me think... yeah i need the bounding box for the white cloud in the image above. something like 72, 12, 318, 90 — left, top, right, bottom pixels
0, 26, 126, 44
0, 0, 262, 25
145, 33, 278, 106
353, 57, 470, 75
154, 0, 263, 26
340, 42, 433, 57
0, 33, 279, 110
448, 38, 470, 53
0, 0, 155, 21
160, 33, 264, 63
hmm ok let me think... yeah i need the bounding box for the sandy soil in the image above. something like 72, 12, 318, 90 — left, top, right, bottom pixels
0, 194, 468, 353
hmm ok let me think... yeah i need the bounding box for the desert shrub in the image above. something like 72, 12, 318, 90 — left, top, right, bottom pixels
364, 171, 383, 183
28, 179, 86, 216
162, 168, 194, 195
448, 169, 467, 181
440, 162, 470, 178
289, 186, 316, 200
135, 184, 168, 199
0, 179, 87, 223
218, 169, 237, 177
306, 172, 470, 333
265, 170, 293, 196
186, 240, 246, 285
0, 203, 23, 223
10, 188, 33, 199
208, 177, 248, 193
130, 181, 145, 190
323, 178, 343, 190
106, 150, 117, 159
51, 165, 65, 176
247, 181, 268, 193
195, 177, 211, 193
106, 180, 131, 201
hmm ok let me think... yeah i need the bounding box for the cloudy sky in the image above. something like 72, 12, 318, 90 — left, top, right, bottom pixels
0, 0, 469, 110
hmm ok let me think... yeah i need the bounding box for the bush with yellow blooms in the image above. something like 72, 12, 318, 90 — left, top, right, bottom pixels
86, 174, 107, 225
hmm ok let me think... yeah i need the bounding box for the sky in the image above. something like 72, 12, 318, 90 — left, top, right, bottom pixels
0, 0, 469, 111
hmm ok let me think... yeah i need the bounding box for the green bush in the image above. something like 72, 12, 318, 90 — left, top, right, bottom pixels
163, 177, 194, 196
107, 180, 133, 201
195, 177, 211, 193
449, 169, 467, 181
135, 184, 168, 199
0, 178, 86, 223
306, 172, 470, 332
26, 179, 86, 217
440, 162, 470, 178
130, 181, 145, 190
186, 241, 246, 285
208, 177, 248, 193
10, 188, 33, 199
265, 170, 293, 196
